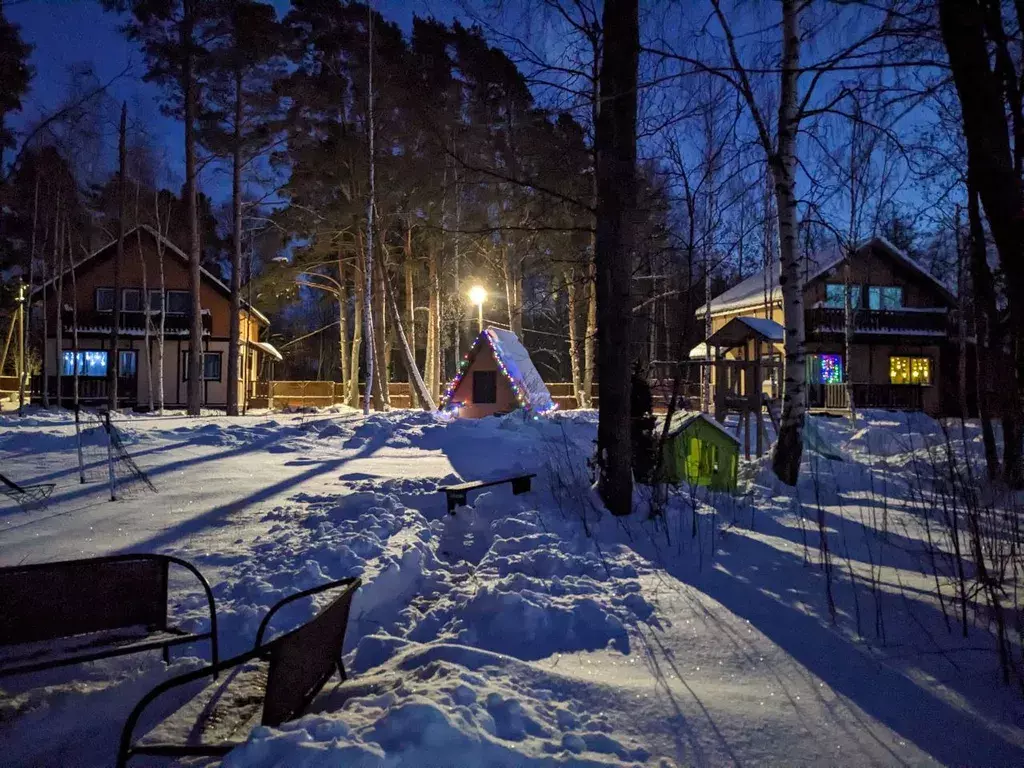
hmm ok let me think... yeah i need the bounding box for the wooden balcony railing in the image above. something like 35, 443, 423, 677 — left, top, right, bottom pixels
61, 309, 212, 335
806, 307, 948, 336
809, 382, 924, 410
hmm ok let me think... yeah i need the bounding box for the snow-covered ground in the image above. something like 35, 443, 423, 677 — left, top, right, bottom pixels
2, 406, 1023, 766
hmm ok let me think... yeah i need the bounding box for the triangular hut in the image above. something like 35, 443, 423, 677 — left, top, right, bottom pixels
439, 328, 556, 418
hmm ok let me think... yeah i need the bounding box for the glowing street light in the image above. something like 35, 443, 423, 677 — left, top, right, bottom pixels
468, 284, 487, 333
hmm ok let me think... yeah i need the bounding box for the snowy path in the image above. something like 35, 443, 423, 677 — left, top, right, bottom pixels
2, 407, 1023, 766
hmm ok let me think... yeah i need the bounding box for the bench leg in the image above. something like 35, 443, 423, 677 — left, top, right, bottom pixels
337, 656, 348, 683
511, 477, 532, 495
162, 645, 170, 665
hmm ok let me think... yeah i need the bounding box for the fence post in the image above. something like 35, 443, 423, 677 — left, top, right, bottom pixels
105, 410, 116, 501
75, 405, 86, 484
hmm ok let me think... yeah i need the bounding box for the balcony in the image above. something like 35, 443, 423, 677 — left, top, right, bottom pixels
806, 307, 949, 338
61, 309, 212, 336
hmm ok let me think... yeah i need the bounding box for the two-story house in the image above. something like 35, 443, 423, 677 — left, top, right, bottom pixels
697, 236, 956, 414
31, 224, 281, 409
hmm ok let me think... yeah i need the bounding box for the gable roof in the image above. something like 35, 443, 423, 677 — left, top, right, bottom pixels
662, 411, 740, 445
30, 224, 270, 326
706, 316, 785, 350
700, 236, 953, 316
441, 327, 557, 414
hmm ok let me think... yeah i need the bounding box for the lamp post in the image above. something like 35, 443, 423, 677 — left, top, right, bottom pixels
468, 285, 487, 333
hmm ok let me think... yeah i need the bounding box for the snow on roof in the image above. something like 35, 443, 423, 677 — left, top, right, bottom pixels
485, 328, 556, 413
688, 342, 716, 359
699, 237, 952, 315
662, 411, 740, 445
736, 316, 784, 342
249, 340, 283, 361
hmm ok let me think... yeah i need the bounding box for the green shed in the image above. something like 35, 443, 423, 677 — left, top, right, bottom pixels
658, 412, 740, 491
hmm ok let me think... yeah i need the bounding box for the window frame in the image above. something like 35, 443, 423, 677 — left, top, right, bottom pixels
182, 350, 223, 382
95, 287, 115, 313
868, 285, 904, 311
889, 355, 932, 386
471, 369, 498, 404
166, 290, 190, 315
824, 283, 862, 310
148, 290, 164, 312
122, 288, 143, 312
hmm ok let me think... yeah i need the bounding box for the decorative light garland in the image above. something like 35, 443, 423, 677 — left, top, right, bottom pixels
819, 354, 843, 385
438, 328, 558, 417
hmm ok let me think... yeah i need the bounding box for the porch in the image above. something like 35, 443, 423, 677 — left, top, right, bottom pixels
807, 382, 924, 411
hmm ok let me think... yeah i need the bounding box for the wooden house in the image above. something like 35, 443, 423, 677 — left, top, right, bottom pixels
696, 237, 957, 414
30, 225, 282, 409
440, 328, 556, 418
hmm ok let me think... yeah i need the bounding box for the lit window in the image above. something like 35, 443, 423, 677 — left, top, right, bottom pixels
869, 286, 903, 310
122, 289, 142, 312
119, 350, 138, 377
890, 356, 931, 385
96, 288, 114, 312
825, 284, 861, 309
819, 354, 843, 384
62, 351, 108, 377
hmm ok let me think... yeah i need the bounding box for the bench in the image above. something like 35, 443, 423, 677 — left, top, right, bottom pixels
117, 576, 362, 767
0, 554, 218, 679
440, 473, 536, 514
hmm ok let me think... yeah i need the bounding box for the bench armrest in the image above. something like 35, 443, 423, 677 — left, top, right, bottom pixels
163, 556, 219, 668
116, 644, 267, 768
255, 577, 361, 648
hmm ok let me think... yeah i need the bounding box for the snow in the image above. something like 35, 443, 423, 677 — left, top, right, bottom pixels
486, 327, 556, 413
735, 315, 784, 341
662, 411, 740, 445
1, 406, 1023, 766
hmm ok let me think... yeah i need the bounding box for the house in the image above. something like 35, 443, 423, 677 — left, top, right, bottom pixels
30, 224, 282, 409
440, 327, 556, 418
658, 411, 740, 491
696, 237, 956, 414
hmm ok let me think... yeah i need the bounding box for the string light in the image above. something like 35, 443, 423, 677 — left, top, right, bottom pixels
438, 329, 559, 416
819, 354, 843, 385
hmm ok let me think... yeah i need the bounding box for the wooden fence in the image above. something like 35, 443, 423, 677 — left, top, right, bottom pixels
249, 380, 599, 411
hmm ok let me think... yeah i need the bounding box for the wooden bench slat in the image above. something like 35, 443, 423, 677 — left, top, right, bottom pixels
440, 473, 537, 514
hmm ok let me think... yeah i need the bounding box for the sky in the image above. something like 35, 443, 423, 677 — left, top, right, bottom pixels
6, 0, 461, 199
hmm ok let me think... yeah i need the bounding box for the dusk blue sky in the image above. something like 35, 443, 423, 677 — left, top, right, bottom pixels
7, 0, 461, 199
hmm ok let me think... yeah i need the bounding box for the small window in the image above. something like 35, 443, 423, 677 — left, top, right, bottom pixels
182, 351, 222, 381
122, 288, 142, 312
869, 286, 903, 310
118, 350, 138, 377
166, 290, 190, 314
96, 288, 114, 312
472, 370, 497, 404
890, 356, 931, 385
148, 290, 164, 311
825, 284, 861, 309
62, 350, 108, 377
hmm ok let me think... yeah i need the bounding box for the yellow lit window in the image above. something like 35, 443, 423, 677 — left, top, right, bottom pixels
890, 356, 931, 385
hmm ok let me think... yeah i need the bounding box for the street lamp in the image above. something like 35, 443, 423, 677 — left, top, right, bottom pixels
468, 285, 487, 333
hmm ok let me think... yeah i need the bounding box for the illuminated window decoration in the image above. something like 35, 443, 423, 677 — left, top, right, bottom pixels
438, 328, 558, 416
890, 356, 931, 385
819, 354, 843, 384
62, 350, 108, 377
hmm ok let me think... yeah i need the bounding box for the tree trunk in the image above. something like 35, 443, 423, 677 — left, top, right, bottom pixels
136, 188, 153, 412
594, 0, 639, 515
969, 175, 1000, 478
350, 246, 364, 408
939, 0, 1024, 485
582, 256, 596, 407
156, 188, 167, 414
404, 226, 419, 407
567, 265, 585, 407
184, 2, 203, 415
426, 243, 440, 403
55, 212, 64, 409
769, 0, 806, 486
338, 251, 350, 388
108, 103, 127, 412
227, 65, 243, 416
379, 254, 435, 410
363, 6, 376, 416
373, 255, 389, 410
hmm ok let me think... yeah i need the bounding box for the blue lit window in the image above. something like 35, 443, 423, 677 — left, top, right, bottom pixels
868, 286, 903, 310
825, 284, 861, 309
62, 351, 108, 377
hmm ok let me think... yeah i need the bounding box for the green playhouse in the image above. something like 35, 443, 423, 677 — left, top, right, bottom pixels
659, 412, 740, 491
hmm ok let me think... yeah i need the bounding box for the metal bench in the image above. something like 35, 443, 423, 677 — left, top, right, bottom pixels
117, 576, 361, 767
0, 554, 218, 678
440, 473, 536, 514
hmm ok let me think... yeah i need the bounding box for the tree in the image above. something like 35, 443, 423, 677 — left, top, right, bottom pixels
0, 6, 31, 167
104, 0, 217, 415
938, 0, 1024, 486
594, 0, 639, 515
201, 0, 284, 415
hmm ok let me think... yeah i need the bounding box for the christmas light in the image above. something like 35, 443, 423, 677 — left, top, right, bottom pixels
819, 354, 843, 385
